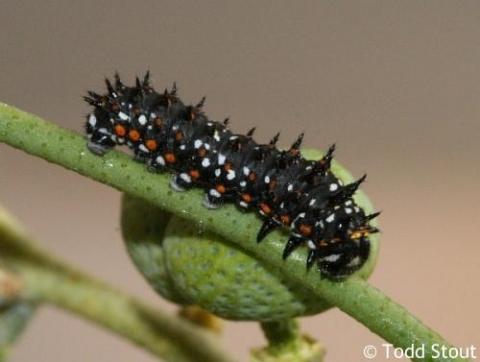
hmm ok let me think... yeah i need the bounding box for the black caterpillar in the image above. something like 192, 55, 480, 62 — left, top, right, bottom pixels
84, 73, 379, 279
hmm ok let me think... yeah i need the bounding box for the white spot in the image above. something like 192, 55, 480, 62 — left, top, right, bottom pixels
118, 112, 129, 121
98, 127, 109, 135
309, 199, 316, 206
138, 144, 149, 153
213, 130, 220, 141
326, 214, 335, 223
194, 139, 203, 148
207, 122, 213, 126
179, 145, 186, 150
150, 112, 156, 118
209, 189, 221, 198
180, 173, 192, 183
156, 156, 165, 166
264, 176, 270, 184
287, 184, 294, 192
354, 206, 360, 212
315, 220, 324, 228
243, 167, 250, 176
226, 170, 236, 180
323, 254, 341, 263
345, 200, 353, 206
307, 240, 316, 250
88, 114, 97, 126
218, 153, 226, 165
329, 183, 338, 192
202, 158, 211, 168
347, 256, 361, 267
292, 212, 306, 227
215, 168, 221, 177
204, 143, 211, 150
345, 208, 353, 214
138, 115, 147, 125
239, 181, 247, 187
239, 201, 248, 208
306, 165, 312, 171
229, 135, 238, 140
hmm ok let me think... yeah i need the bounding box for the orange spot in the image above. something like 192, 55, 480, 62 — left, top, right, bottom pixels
165, 153, 176, 164
248, 172, 257, 181
189, 169, 200, 179
128, 129, 141, 142
351, 230, 369, 239
114, 124, 126, 137
190, 111, 196, 120
154, 117, 163, 127
268, 179, 277, 190
299, 224, 312, 237
132, 106, 141, 115
260, 203, 272, 215
198, 148, 207, 157
224, 162, 233, 171
145, 139, 157, 151
175, 131, 184, 141
241, 193, 252, 203
280, 215, 291, 225
216, 184, 226, 194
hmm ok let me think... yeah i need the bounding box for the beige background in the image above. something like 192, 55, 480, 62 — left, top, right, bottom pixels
1, 1, 479, 361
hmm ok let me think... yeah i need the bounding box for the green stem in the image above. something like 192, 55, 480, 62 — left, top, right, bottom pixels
256, 320, 324, 362
0, 205, 235, 362
260, 319, 300, 347
0, 103, 468, 361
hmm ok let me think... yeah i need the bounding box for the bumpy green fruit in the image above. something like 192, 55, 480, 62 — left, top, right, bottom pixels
121, 149, 379, 321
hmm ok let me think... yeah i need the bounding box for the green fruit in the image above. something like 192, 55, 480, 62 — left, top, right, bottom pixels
121, 149, 379, 321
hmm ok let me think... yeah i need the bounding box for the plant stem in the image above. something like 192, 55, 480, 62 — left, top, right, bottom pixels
0, 205, 235, 362
0, 103, 469, 361
260, 319, 300, 347
256, 320, 325, 362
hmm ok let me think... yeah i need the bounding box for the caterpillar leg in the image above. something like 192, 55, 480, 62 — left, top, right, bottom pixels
170, 173, 191, 192
87, 140, 112, 156
202, 190, 223, 209
169, 173, 194, 192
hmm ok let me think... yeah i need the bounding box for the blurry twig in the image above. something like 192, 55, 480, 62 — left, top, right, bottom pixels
0, 205, 235, 362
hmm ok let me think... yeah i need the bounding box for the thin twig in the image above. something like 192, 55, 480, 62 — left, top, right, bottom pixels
0, 205, 235, 362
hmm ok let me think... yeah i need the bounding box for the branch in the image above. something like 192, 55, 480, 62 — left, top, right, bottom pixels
0, 204, 235, 362
0, 102, 468, 361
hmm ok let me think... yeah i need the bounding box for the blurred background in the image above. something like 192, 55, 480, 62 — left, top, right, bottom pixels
1, 1, 479, 361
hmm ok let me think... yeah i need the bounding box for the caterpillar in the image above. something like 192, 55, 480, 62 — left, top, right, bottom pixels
84, 72, 380, 279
